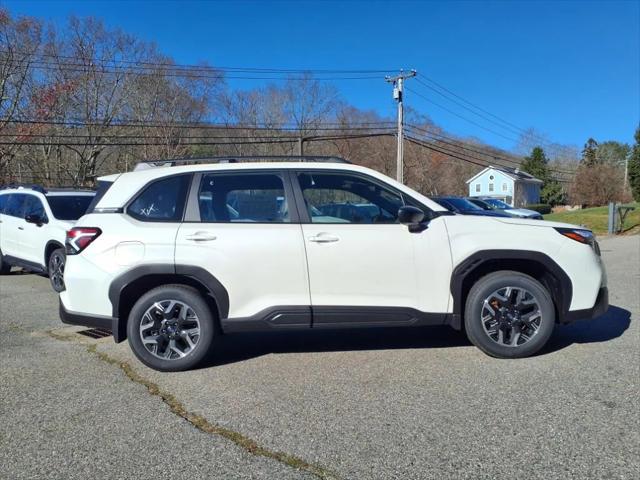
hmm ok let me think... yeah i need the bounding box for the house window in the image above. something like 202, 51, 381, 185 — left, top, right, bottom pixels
475, 184, 480, 193
489, 183, 494, 192
502, 183, 507, 192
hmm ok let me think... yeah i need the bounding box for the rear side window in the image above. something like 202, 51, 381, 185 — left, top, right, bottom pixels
24, 195, 48, 221
46, 195, 94, 220
128, 175, 190, 222
3, 194, 26, 218
198, 172, 289, 223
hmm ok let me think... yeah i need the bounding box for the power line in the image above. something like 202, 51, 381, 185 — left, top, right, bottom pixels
1, 49, 397, 74
2, 118, 396, 131
405, 124, 576, 176
406, 86, 524, 144
405, 135, 572, 184
414, 76, 576, 157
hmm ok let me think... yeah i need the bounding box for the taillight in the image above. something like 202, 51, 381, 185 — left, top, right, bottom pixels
66, 227, 102, 255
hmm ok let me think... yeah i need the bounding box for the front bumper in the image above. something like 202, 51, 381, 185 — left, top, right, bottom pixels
59, 299, 115, 332
563, 287, 609, 323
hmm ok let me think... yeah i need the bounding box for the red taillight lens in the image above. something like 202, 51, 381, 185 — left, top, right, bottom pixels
66, 227, 102, 255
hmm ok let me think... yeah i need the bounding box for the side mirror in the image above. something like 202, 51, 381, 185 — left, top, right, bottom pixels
25, 213, 45, 226
398, 206, 427, 233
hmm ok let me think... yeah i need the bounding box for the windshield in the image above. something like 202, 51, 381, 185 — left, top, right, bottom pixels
446, 198, 483, 210
484, 199, 512, 209
46, 195, 95, 220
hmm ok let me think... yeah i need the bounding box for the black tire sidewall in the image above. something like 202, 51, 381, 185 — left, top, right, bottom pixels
48, 248, 66, 292
127, 285, 214, 371
464, 271, 555, 358
0, 249, 11, 274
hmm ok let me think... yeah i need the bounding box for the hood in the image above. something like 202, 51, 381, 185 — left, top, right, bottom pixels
495, 216, 586, 230
458, 209, 511, 217
506, 208, 542, 217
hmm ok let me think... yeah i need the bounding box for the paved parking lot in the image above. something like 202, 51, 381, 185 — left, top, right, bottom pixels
1, 235, 638, 480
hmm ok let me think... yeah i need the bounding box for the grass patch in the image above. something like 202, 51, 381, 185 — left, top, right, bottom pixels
544, 203, 639, 235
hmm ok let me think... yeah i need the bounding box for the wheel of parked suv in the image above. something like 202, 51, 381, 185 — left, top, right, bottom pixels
464, 271, 555, 358
48, 248, 66, 292
127, 285, 215, 372
0, 249, 11, 275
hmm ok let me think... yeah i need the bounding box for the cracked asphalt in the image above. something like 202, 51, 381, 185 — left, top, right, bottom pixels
1, 235, 638, 479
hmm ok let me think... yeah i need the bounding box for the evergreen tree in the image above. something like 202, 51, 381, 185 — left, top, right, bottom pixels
521, 147, 550, 182
581, 138, 599, 166
521, 147, 564, 205
628, 127, 640, 202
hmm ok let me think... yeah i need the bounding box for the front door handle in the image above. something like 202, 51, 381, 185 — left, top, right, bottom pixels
308, 234, 339, 243
18, 226, 24, 230
185, 232, 217, 242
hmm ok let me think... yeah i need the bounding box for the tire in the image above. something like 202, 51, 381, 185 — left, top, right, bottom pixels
48, 248, 66, 292
127, 285, 215, 372
0, 251, 11, 275
0, 249, 11, 275
464, 271, 555, 359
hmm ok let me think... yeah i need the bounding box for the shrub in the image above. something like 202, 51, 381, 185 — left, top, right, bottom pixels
526, 203, 552, 214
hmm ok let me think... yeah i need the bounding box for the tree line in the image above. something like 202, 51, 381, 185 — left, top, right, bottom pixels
1, 8, 637, 205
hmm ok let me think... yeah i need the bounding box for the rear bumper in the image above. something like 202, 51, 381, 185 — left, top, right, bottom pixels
563, 287, 609, 323
59, 299, 114, 332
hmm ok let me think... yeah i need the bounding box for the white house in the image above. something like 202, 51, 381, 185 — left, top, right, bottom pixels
466, 166, 543, 207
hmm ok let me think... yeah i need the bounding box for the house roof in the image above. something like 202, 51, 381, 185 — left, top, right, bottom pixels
466, 166, 543, 184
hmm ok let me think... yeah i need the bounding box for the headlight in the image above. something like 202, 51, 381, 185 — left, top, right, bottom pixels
554, 227, 600, 255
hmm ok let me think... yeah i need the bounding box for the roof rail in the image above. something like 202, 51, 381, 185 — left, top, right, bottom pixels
0, 183, 47, 194
133, 155, 351, 171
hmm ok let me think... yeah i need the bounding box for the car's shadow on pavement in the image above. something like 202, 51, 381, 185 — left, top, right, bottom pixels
202, 325, 471, 368
201, 305, 631, 368
543, 304, 631, 353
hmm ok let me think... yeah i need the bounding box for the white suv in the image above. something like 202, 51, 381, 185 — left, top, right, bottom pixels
0, 185, 95, 291
59, 157, 608, 371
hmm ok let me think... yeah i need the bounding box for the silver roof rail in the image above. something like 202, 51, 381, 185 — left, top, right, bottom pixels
133, 155, 351, 171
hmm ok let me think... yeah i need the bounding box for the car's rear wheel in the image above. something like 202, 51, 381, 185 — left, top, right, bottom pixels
464, 271, 555, 358
48, 248, 66, 292
0, 250, 11, 275
127, 285, 215, 371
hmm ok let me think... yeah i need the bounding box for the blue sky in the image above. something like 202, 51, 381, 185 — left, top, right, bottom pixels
4, 0, 639, 153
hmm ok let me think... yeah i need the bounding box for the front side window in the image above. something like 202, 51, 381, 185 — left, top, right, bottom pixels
4, 194, 26, 218
128, 175, 190, 222
297, 172, 406, 224
198, 172, 289, 223
23, 195, 48, 221
47, 195, 94, 220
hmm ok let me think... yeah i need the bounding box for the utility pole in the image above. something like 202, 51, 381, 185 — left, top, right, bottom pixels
385, 69, 416, 183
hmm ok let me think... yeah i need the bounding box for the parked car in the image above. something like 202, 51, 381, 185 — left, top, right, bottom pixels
0, 184, 96, 291
59, 157, 607, 371
317, 202, 395, 223
468, 197, 543, 220
431, 196, 512, 217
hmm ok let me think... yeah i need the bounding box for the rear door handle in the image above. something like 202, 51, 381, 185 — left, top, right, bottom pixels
18, 226, 24, 230
185, 232, 217, 242
308, 234, 339, 243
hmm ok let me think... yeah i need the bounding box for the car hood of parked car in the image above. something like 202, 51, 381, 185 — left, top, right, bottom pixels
505, 208, 542, 217
456, 209, 512, 217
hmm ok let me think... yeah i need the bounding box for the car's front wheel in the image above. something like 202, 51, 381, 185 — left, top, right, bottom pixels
127, 285, 215, 371
464, 271, 555, 358
0, 249, 11, 275
48, 248, 66, 292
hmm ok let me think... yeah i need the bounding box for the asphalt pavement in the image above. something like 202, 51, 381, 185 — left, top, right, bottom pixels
1, 235, 638, 479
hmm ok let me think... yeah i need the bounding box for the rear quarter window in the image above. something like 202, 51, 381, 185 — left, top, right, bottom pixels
128, 174, 191, 222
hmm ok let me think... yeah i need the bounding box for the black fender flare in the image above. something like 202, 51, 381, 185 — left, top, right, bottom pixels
108, 264, 230, 342
44, 240, 64, 268
449, 249, 573, 322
